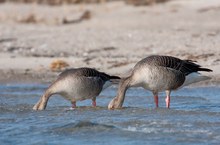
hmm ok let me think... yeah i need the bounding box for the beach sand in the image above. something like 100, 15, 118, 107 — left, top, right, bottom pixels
0, 0, 219, 85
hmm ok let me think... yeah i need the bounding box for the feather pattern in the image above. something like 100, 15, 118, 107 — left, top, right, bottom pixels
33, 67, 120, 110
58, 67, 120, 81
136, 55, 212, 75
108, 55, 212, 110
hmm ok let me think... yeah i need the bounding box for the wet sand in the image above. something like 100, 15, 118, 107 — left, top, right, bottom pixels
0, 0, 219, 84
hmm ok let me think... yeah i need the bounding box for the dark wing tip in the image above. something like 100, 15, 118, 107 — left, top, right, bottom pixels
185, 59, 198, 63
199, 67, 213, 72
110, 75, 121, 80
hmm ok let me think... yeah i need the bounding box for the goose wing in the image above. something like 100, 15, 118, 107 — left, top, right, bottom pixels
58, 67, 120, 81
139, 55, 212, 75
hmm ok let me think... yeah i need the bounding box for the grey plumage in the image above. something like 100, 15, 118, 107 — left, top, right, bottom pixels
33, 67, 120, 110
58, 68, 120, 81
136, 55, 212, 75
108, 55, 212, 109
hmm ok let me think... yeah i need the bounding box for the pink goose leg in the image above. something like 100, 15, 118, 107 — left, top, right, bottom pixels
165, 90, 171, 109
71, 101, 76, 109
154, 95, 159, 108
92, 98, 96, 107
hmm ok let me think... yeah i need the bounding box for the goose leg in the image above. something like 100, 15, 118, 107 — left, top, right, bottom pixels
71, 101, 76, 109
153, 92, 159, 108
92, 97, 96, 107
165, 90, 171, 109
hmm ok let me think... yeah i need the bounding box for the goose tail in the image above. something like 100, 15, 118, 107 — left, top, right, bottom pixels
102, 75, 121, 89
197, 67, 213, 72
110, 75, 121, 84
110, 75, 121, 80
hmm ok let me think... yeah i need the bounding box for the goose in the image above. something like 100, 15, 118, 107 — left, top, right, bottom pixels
108, 55, 212, 109
33, 67, 120, 110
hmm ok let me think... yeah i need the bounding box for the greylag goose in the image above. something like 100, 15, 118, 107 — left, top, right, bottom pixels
33, 67, 120, 110
108, 55, 212, 109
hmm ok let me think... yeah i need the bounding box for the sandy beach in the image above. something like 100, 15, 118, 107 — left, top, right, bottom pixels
0, 0, 219, 84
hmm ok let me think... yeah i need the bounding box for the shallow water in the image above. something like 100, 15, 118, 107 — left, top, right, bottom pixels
0, 84, 220, 145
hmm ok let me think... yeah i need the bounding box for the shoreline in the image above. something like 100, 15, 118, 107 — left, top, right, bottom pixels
0, 0, 219, 85
0, 66, 218, 86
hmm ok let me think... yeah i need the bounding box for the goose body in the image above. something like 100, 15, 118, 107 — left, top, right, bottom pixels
108, 55, 212, 109
33, 67, 120, 110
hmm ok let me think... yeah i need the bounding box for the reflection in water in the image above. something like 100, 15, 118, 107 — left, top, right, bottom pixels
0, 84, 220, 145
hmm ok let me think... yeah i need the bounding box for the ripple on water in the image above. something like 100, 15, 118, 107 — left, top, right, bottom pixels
0, 84, 220, 145
50, 121, 117, 134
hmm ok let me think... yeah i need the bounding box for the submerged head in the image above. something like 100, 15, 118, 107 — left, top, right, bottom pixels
108, 77, 131, 110
108, 97, 123, 110
33, 94, 49, 110
33, 87, 55, 110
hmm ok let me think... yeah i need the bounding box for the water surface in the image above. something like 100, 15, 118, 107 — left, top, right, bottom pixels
0, 84, 220, 145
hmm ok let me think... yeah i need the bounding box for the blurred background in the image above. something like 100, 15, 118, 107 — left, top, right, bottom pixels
0, 0, 219, 83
